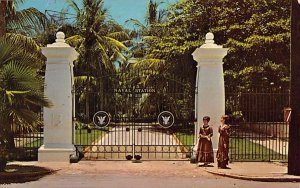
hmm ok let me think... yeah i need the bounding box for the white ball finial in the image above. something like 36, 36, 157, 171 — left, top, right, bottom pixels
198, 32, 221, 48
206, 32, 214, 40
55, 32, 66, 43
46, 31, 71, 47
205, 32, 214, 44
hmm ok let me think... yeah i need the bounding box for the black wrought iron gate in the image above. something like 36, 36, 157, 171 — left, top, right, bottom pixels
74, 69, 195, 160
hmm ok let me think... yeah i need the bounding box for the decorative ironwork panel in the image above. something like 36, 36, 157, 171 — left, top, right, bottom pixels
226, 88, 289, 162
74, 68, 195, 160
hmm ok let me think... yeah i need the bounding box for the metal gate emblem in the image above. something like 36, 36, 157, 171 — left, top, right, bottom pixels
157, 111, 174, 128
93, 111, 110, 128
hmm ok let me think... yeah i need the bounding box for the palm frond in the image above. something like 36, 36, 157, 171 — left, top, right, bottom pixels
7, 7, 47, 36
23, 94, 52, 108
94, 42, 111, 70
110, 50, 126, 63
66, 34, 84, 48
106, 31, 130, 42
0, 39, 16, 66
66, 0, 82, 14
125, 18, 147, 30
3, 33, 44, 68
133, 58, 165, 70
12, 108, 42, 129
104, 36, 128, 51
1, 62, 38, 88
5, 90, 30, 105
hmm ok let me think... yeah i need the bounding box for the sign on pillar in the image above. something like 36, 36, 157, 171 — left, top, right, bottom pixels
192, 33, 228, 151
38, 32, 79, 162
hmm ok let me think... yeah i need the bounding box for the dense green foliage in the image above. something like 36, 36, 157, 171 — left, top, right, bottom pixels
0, 0, 47, 36
124, 0, 291, 122
0, 35, 51, 162
63, 0, 129, 121
0, 1, 50, 165
136, 0, 290, 91
66, 0, 129, 77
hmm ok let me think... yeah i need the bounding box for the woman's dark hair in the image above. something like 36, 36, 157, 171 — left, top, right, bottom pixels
203, 116, 210, 121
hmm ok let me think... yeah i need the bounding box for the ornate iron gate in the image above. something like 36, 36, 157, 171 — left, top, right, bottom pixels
74, 69, 195, 160
226, 88, 289, 162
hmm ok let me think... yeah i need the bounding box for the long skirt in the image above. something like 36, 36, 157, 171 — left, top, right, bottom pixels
196, 138, 214, 163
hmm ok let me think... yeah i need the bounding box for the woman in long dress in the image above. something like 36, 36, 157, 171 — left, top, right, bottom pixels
196, 116, 214, 166
216, 115, 230, 169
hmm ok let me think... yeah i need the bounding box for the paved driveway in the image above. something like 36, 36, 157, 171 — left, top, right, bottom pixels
84, 126, 187, 160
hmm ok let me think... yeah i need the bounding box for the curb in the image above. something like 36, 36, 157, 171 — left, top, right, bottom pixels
204, 169, 300, 182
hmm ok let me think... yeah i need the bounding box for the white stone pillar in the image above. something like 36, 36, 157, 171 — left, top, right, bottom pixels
192, 33, 228, 151
38, 32, 79, 162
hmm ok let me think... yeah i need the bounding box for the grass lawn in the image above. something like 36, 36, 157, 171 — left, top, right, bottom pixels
22, 139, 43, 148
230, 138, 288, 161
75, 129, 106, 145
174, 133, 194, 146
174, 133, 287, 162
21, 129, 106, 148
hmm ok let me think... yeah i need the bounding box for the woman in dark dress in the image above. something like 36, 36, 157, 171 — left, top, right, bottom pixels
196, 116, 214, 166
216, 115, 230, 169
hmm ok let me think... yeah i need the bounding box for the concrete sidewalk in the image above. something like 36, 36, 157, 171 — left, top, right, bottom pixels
202, 162, 300, 182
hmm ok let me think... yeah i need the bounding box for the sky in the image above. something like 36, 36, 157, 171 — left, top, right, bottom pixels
19, 0, 178, 29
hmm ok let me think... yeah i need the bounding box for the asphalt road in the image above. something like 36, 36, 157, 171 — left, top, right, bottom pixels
1, 172, 299, 188
1, 161, 299, 188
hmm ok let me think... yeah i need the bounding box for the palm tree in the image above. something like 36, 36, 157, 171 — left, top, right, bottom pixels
67, 0, 128, 73
66, 0, 129, 121
124, 1, 195, 119
0, 1, 52, 171
126, 0, 167, 60
0, 36, 51, 168
0, 0, 46, 36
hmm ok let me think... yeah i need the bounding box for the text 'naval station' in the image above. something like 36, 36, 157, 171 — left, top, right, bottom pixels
113, 87, 156, 97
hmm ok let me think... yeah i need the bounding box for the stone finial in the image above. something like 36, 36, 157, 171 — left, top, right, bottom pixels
205, 32, 214, 44
199, 32, 221, 48
47, 31, 69, 47
56, 32, 65, 43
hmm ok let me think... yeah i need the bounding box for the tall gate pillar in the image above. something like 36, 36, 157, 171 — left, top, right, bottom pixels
192, 33, 228, 150
38, 32, 79, 162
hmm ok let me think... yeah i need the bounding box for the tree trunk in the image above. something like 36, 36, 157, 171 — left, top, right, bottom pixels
7, 115, 16, 151
0, 1, 6, 36
288, 0, 300, 176
7, 131, 15, 150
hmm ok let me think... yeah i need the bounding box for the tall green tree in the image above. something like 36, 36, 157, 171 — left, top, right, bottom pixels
126, 0, 168, 59
125, 0, 196, 119
210, 0, 290, 90
0, 0, 46, 36
144, 0, 290, 90
0, 35, 51, 166
66, 0, 129, 121
132, 0, 290, 121
67, 0, 128, 75
0, 1, 50, 167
